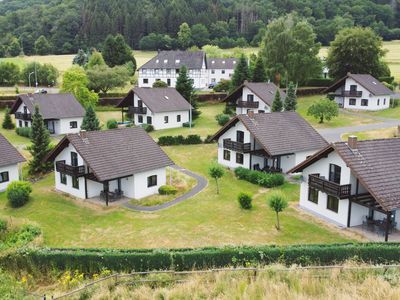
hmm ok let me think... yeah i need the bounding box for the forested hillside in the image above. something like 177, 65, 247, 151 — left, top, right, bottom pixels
0, 0, 399, 55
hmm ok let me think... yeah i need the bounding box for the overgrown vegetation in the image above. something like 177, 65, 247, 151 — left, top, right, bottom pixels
6, 181, 32, 208
234, 167, 285, 188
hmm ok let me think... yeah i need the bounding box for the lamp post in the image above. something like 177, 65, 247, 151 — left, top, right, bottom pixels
28, 72, 34, 88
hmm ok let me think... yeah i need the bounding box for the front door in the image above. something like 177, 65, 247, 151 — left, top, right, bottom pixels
45, 120, 55, 134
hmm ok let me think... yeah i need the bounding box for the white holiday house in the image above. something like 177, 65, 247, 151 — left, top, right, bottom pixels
207, 57, 237, 86
224, 81, 286, 115
0, 134, 25, 192
10, 93, 85, 135
117, 87, 192, 130
45, 127, 174, 205
289, 136, 400, 241
210, 112, 328, 173
324, 73, 393, 110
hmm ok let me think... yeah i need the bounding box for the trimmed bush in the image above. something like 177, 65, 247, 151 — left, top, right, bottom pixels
15, 127, 32, 138
238, 192, 252, 209
3, 243, 400, 274
6, 181, 32, 208
182, 122, 195, 128
215, 113, 230, 126
158, 185, 178, 195
142, 124, 154, 132
234, 167, 284, 188
106, 119, 118, 129
158, 135, 202, 146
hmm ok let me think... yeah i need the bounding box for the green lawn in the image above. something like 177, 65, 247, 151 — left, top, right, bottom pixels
362, 105, 400, 119
149, 102, 225, 139
0, 143, 354, 249
342, 127, 398, 141
297, 95, 377, 128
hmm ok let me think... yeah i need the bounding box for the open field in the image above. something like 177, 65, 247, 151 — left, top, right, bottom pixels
0, 141, 354, 248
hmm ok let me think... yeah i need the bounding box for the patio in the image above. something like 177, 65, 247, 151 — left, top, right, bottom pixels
349, 225, 400, 242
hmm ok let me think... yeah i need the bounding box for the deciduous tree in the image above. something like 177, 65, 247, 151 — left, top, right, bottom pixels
86, 65, 130, 93
267, 191, 288, 230
0, 62, 20, 86
34, 35, 52, 55
307, 98, 339, 123
208, 164, 225, 194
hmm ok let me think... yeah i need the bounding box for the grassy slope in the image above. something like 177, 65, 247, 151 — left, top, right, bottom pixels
342, 127, 398, 141
0, 143, 353, 248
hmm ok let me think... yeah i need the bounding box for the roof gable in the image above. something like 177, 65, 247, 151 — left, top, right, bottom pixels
46, 128, 174, 182
11, 93, 85, 119
0, 133, 25, 167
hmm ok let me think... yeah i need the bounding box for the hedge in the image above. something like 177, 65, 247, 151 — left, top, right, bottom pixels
158, 135, 203, 146
234, 167, 285, 188
3, 243, 400, 274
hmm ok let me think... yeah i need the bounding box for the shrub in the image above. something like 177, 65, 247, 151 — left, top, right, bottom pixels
2, 107, 14, 129
0, 219, 7, 232
234, 167, 284, 188
215, 113, 230, 126
6, 181, 32, 208
106, 119, 118, 129
238, 192, 252, 209
184, 134, 202, 144
15, 127, 32, 138
158, 185, 178, 195
158, 135, 202, 146
142, 124, 154, 132
182, 122, 195, 128
213, 79, 231, 92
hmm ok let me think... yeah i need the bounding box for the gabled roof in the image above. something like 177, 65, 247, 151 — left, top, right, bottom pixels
0, 133, 25, 167
10, 93, 85, 120
224, 81, 286, 107
116, 87, 192, 113
324, 73, 394, 96
207, 57, 237, 69
289, 138, 400, 211
139, 50, 205, 70
210, 112, 328, 156
46, 128, 174, 182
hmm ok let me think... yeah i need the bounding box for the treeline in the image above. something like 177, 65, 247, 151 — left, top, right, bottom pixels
0, 0, 399, 55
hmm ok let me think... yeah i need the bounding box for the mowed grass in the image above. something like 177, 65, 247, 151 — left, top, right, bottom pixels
297, 95, 377, 128
0, 142, 353, 248
342, 127, 399, 141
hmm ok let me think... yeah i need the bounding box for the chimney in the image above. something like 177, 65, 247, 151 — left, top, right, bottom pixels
80, 130, 87, 139
247, 110, 255, 119
348, 135, 358, 149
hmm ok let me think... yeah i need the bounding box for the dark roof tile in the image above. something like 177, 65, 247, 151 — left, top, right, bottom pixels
140, 51, 205, 70
0, 133, 25, 167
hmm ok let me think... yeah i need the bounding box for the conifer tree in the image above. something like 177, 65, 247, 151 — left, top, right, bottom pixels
252, 55, 267, 82
231, 54, 249, 90
28, 106, 52, 174
284, 82, 297, 111
271, 90, 283, 112
81, 105, 101, 131
176, 65, 200, 119
2, 107, 15, 129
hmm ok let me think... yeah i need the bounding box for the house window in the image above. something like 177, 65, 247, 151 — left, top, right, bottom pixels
247, 94, 254, 102
223, 150, 231, 161
350, 85, 357, 91
147, 116, 152, 124
236, 153, 244, 164
71, 152, 78, 167
147, 175, 157, 187
349, 98, 356, 106
143, 79, 148, 84
221, 70, 225, 74
176, 69, 180, 74
167, 79, 171, 86
211, 70, 215, 74
0, 171, 9, 183
164, 116, 169, 123
329, 164, 341, 184
361, 99, 368, 106
377, 99, 380, 106
19, 120, 22, 127
236, 130, 244, 143
384, 98, 386, 105
24, 121, 28, 127
138, 115, 143, 123
60, 173, 67, 185
177, 115, 181, 122
72, 176, 79, 189
327, 195, 339, 213
308, 187, 319, 204
138, 100, 143, 107
70, 121, 77, 129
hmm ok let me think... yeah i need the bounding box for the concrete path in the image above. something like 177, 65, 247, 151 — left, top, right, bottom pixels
122, 165, 208, 212
318, 110, 399, 142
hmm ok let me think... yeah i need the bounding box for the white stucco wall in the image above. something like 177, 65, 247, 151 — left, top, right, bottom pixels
334, 78, 391, 111
15, 103, 32, 128
132, 167, 166, 199
0, 164, 20, 192
208, 68, 235, 84
235, 87, 271, 115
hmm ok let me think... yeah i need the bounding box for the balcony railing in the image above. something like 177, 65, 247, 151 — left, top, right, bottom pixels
236, 101, 259, 108
223, 139, 251, 153
336, 90, 362, 97
14, 112, 32, 120
129, 106, 147, 114
56, 161, 86, 177
309, 174, 351, 199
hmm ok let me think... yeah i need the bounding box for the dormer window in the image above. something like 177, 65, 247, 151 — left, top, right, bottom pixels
156, 59, 159, 63
233, 61, 236, 64
164, 59, 168, 63
222, 60, 225, 64
247, 94, 254, 102
175, 59, 180, 64
211, 60, 215, 64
